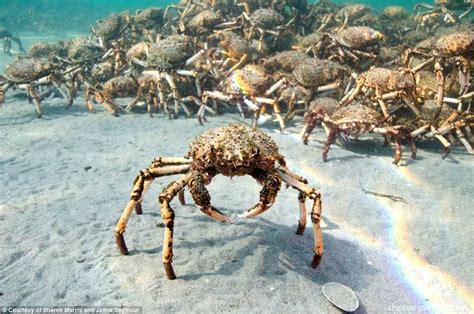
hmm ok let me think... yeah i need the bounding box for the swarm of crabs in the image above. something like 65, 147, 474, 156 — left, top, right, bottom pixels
1, 0, 472, 164
1, 0, 472, 280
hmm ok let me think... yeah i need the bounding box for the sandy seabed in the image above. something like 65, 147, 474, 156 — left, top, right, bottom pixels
0, 39, 473, 313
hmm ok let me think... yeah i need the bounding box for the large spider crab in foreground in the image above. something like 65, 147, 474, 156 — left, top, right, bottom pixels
115, 123, 324, 280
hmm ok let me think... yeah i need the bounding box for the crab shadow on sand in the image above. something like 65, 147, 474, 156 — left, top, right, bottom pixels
131, 205, 374, 313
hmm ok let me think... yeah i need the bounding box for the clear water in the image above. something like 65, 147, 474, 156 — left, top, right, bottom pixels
0, 0, 421, 34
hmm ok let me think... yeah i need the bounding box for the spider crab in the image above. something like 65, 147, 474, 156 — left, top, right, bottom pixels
0, 27, 26, 55
413, 0, 473, 32
404, 31, 474, 118
88, 76, 138, 116
317, 26, 385, 70
202, 64, 287, 130
339, 67, 422, 119
215, 7, 294, 53
115, 123, 324, 279
302, 103, 417, 165
406, 98, 474, 157
131, 35, 207, 118
0, 57, 71, 117
207, 31, 262, 77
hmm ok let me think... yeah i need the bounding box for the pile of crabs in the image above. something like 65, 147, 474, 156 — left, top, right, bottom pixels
1, 0, 473, 163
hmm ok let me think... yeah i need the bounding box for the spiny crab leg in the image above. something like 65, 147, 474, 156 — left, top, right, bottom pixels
115, 162, 191, 256
176, 69, 197, 77
401, 95, 421, 117
164, 72, 181, 117
339, 83, 361, 106
50, 77, 73, 108
0, 82, 12, 104
372, 126, 417, 164
434, 60, 446, 118
27, 85, 43, 118
185, 49, 205, 66
265, 78, 287, 96
276, 167, 324, 269
456, 128, 474, 154
316, 81, 342, 93
375, 89, 390, 118
457, 60, 470, 96
214, 21, 240, 29
459, 6, 472, 20
131, 57, 147, 68
254, 97, 286, 131
159, 172, 194, 280
225, 54, 248, 76
409, 56, 435, 73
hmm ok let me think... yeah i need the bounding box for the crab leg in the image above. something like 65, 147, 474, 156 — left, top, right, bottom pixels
95, 93, 122, 116
322, 128, 338, 162
375, 89, 390, 118
3, 38, 12, 55
255, 97, 286, 131
50, 77, 73, 109
84, 86, 96, 113
164, 72, 181, 117
456, 57, 470, 96
27, 85, 43, 118
434, 60, 446, 118
456, 128, 474, 154
339, 83, 361, 106
265, 78, 286, 96
373, 126, 417, 164
115, 164, 191, 256
276, 168, 324, 269
191, 96, 215, 124
401, 95, 421, 117
301, 122, 315, 145
316, 82, 342, 93
459, 6, 472, 20
465, 125, 474, 144
430, 126, 452, 158
0, 82, 12, 104
145, 92, 154, 117
156, 77, 168, 115
151, 157, 191, 166
410, 56, 435, 73
195, 76, 202, 97
273, 101, 285, 132
126, 85, 145, 112
176, 69, 197, 77
225, 54, 248, 76
159, 172, 193, 280
185, 49, 205, 66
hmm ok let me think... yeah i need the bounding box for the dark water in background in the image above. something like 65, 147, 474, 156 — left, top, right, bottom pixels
1, 0, 420, 34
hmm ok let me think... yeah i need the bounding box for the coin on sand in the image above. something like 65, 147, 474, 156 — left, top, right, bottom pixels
322, 282, 359, 312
